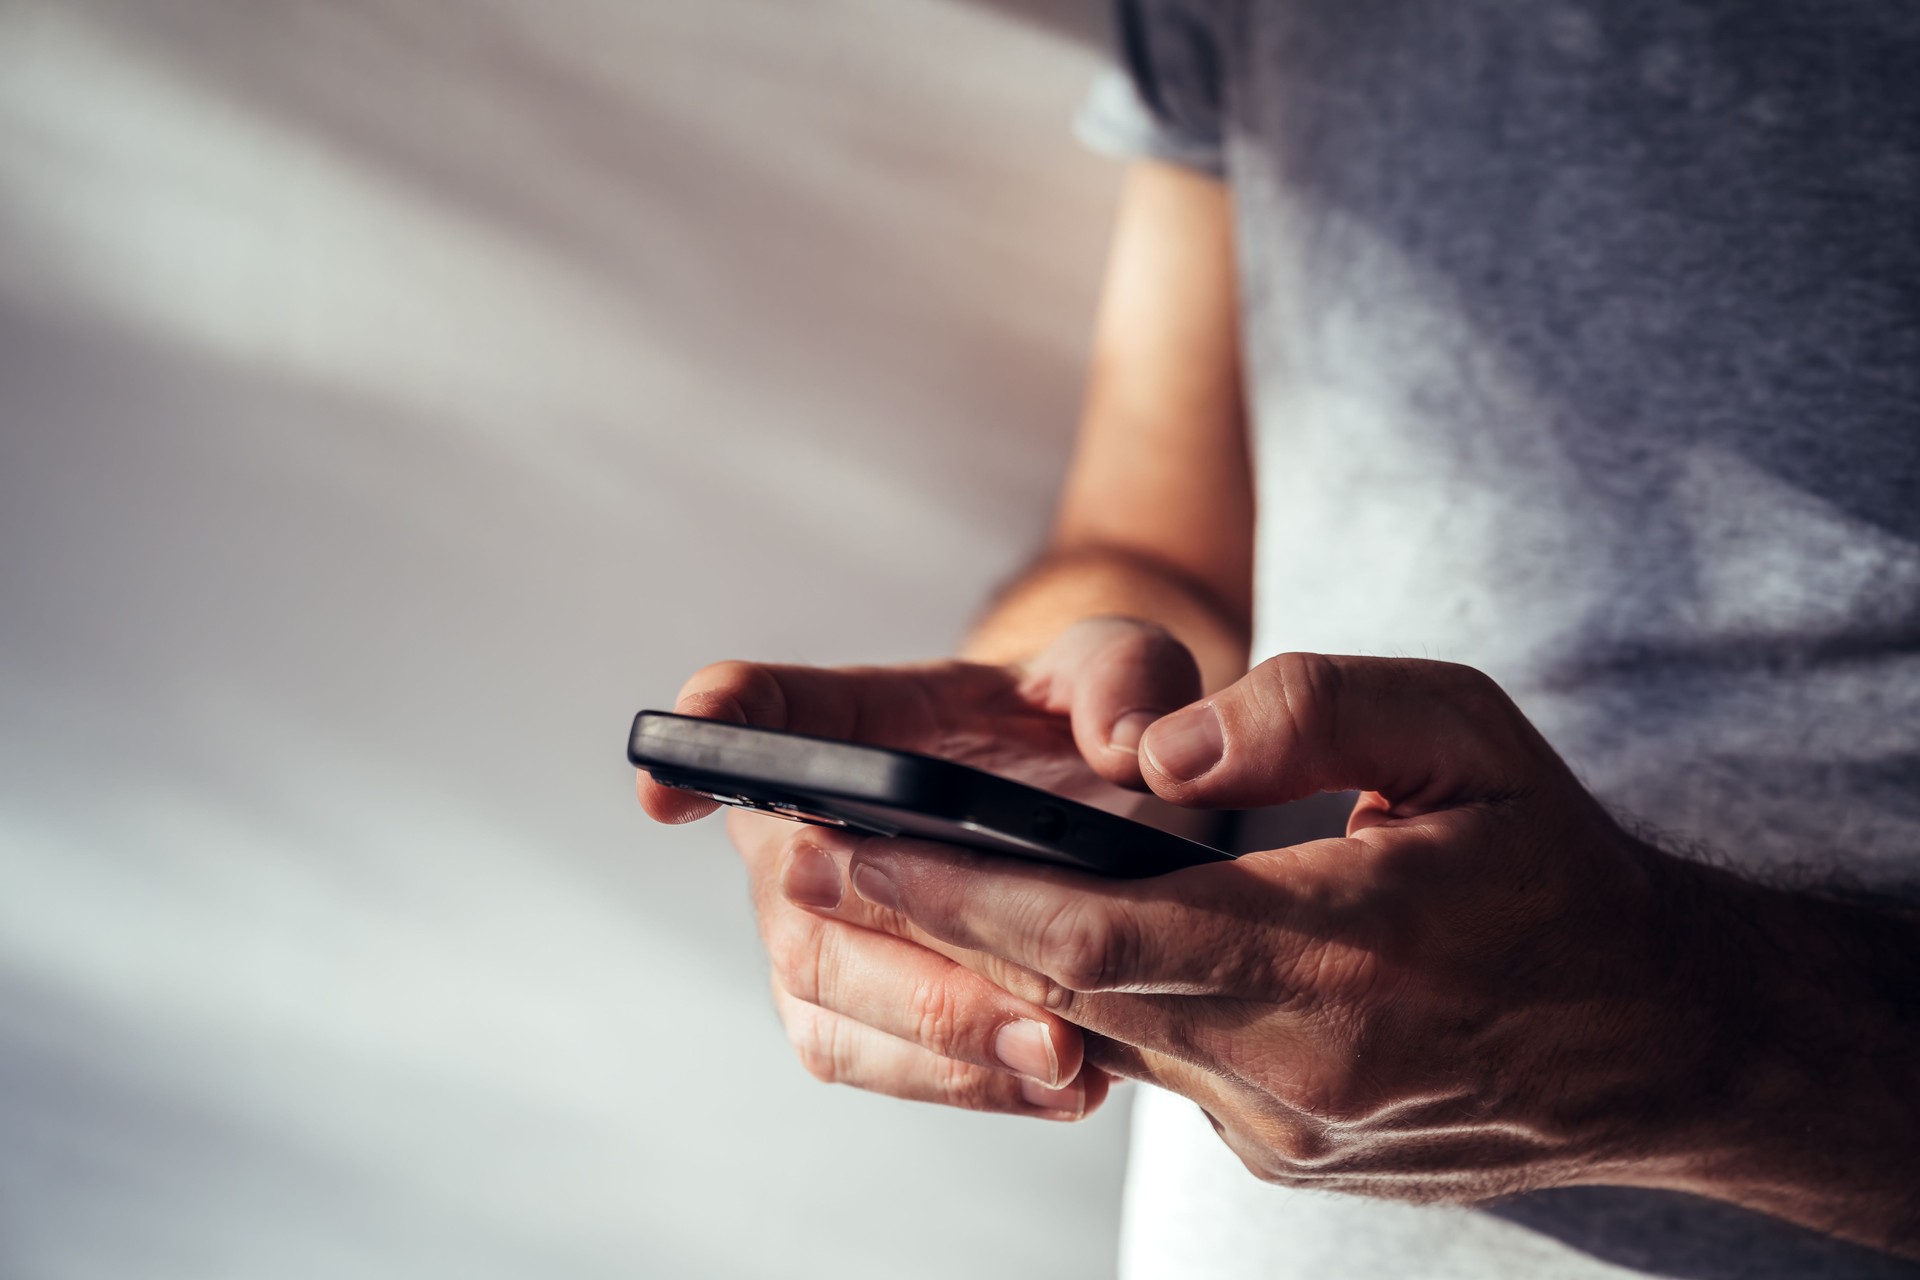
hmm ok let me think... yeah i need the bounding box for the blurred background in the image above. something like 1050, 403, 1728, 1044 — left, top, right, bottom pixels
0, 1, 1132, 1276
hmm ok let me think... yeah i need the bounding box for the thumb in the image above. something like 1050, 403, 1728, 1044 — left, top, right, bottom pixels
1021, 617, 1204, 790
1137, 652, 1542, 812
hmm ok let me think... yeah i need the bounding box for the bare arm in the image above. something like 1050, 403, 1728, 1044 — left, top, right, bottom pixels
965, 160, 1251, 693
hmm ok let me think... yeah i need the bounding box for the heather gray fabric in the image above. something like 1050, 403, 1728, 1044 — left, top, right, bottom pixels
1081, 2, 1920, 1276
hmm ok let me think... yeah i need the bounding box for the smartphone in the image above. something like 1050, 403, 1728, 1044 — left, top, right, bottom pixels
628, 710, 1231, 878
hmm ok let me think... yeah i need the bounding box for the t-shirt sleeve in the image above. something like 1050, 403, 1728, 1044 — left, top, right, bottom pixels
1073, 0, 1227, 178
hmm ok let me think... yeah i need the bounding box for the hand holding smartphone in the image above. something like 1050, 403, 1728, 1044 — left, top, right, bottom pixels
629, 710, 1230, 878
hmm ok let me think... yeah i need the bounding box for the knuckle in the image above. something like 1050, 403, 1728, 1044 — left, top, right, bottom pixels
1448, 666, 1538, 773
1035, 899, 1125, 991
1451, 669, 1511, 730
1442, 660, 1502, 704
1264, 651, 1342, 750
1038, 977, 1081, 1017
908, 975, 966, 1059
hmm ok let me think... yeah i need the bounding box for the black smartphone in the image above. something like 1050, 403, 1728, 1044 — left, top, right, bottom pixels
628, 710, 1231, 878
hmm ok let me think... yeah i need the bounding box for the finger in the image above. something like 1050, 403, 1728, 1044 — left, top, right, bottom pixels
742, 817, 934, 959
1137, 652, 1553, 813
1018, 618, 1204, 790
748, 818, 1117, 1097
837, 834, 1310, 999
745, 816, 940, 944
771, 984, 1107, 1120
672, 658, 1015, 740
763, 891, 1085, 1086
752, 819, 1071, 1031
634, 676, 752, 823
766, 823, 1079, 1000
781, 830, 1331, 1077
635, 657, 1022, 823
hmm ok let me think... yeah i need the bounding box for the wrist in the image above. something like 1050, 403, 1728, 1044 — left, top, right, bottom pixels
1623, 853, 1920, 1254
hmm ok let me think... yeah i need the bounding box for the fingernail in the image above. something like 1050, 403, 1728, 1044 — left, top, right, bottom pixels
1143, 703, 1224, 781
1020, 1077, 1084, 1118
994, 1019, 1060, 1085
783, 843, 843, 910
1107, 709, 1161, 755
851, 863, 900, 912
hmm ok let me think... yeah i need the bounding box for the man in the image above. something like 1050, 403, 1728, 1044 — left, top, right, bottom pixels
640, 2, 1920, 1274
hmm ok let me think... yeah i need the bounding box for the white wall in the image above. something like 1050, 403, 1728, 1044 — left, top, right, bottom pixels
0, 2, 1131, 1275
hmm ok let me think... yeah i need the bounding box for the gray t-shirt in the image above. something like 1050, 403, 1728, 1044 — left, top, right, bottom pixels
1079, 1, 1920, 1276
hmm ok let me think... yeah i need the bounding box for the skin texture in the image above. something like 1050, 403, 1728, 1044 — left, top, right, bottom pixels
635, 161, 1920, 1256
782, 649, 1920, 1255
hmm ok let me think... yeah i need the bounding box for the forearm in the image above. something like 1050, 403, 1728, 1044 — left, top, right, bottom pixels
961, 543, 1250, 694
964, 164, 1250, 694
1649, 857, 1920, 1255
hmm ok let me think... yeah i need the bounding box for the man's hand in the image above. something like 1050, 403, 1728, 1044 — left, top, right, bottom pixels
787, 653, 1920, 1255
635, 617, 1205, 1121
